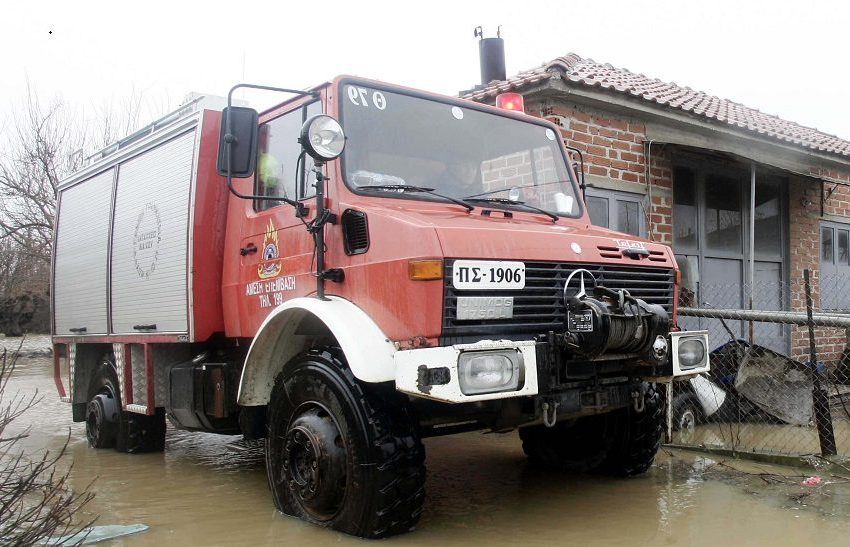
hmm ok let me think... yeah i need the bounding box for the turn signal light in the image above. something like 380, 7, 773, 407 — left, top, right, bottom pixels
496, 92, 524, 112
409, 259, 443, 280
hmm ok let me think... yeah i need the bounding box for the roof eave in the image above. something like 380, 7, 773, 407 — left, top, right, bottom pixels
521, 76, 850, 175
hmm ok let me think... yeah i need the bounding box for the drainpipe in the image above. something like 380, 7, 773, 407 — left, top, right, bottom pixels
644, 140, 655, 241
749, 163, 756, 342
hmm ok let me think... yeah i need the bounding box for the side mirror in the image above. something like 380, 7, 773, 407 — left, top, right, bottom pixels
216, 106, 259, 177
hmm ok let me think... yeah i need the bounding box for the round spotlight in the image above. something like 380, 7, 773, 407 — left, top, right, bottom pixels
300, 115, 346, 161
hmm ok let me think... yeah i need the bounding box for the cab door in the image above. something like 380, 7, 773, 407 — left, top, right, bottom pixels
238, 100, 323, 334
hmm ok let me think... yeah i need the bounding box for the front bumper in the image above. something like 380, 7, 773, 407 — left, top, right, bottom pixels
395, 340, 539, 403
394, 332, 710, 404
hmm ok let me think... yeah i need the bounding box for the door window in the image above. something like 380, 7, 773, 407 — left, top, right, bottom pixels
754, 179, 782, 257
673, 167, 698, 250
584, 188, 646, 237
586, 196, 609, 228
704, 174, 743, 254
255, 101, 322, 211
820, 221, 850, 310
672, 161, 788, 353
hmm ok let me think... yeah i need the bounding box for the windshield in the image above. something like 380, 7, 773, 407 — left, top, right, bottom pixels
339, 83, 582, 217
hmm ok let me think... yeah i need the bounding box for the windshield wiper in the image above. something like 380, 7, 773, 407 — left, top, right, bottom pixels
463, 180, 577, 200
360, 184, 474, 212
464, 197, 559, 223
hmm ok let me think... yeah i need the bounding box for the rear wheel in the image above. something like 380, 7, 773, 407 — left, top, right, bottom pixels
265, 348, 425, 538
86, 364, 120, 448
117, 407, 166, 454
86, 358, 166, 454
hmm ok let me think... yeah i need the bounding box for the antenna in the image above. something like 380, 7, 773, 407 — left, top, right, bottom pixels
241, 50, 247, 101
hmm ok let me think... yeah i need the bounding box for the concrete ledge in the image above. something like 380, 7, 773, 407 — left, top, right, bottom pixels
665, 443, 824, 469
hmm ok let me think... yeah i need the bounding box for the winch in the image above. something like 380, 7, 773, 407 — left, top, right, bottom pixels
560, 271, 670, 364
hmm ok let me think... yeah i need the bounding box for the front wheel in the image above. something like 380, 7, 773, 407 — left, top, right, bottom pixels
597, 382, 663, 476
520, 383, 663, 477
519, 413, 617, 472
265, 348, 425, 539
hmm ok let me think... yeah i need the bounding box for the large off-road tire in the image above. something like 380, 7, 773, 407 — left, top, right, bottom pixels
116, 407, 166, 454
266, 348, 425, 539
86, 359, 166, 454
597, 382, 663, 477
86, 363, 121, 448
519, 412, 618, 473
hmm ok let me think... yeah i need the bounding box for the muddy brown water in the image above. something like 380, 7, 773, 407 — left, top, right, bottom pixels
6, 337, 850, 545
674, 417, 850, 456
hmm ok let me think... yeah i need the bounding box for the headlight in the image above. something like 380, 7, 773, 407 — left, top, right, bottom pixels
678, 338, 706, 369
300, 115, 346, 161
457, 350, 524, 395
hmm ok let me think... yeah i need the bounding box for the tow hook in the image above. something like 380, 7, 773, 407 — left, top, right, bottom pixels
542, 400, 560, 428
631, 387, 646, 413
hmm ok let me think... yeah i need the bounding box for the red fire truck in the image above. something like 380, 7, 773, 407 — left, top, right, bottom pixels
52, 76, 708, 538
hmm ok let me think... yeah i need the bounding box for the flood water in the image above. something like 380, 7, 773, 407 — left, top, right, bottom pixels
6, 337, 850, 546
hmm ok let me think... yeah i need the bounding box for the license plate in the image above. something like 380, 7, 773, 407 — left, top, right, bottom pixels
452, 260, 526, 290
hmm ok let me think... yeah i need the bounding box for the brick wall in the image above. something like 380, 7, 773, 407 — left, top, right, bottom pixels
788, 174, 850, 361
532, 101, 674, 244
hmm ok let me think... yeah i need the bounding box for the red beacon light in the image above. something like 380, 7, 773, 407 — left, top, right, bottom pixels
496, 92, 525, 112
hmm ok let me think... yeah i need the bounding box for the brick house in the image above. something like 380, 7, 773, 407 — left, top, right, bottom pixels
464, 53, 850, 360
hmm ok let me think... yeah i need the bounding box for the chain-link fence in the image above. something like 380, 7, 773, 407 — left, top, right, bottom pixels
668, 268, 850, 460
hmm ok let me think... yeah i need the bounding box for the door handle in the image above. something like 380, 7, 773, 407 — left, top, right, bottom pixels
240, 244, 258, 256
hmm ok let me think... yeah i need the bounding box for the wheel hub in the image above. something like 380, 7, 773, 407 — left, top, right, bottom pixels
282, 407, 347, 520
86, 389, 118, 446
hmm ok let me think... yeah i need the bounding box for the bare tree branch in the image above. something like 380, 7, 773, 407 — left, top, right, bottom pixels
0, 81, 149, 319
0, 347, 96, 545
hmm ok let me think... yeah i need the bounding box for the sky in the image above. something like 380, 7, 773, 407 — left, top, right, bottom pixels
3, 0, 850, 145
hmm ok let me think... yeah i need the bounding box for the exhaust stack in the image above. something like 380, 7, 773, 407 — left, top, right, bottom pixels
475, 26, 506, 85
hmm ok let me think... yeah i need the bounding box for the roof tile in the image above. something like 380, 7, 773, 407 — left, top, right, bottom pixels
462, 53, 850, 158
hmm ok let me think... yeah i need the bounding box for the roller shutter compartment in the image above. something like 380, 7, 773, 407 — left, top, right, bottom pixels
54, 170, 114, 335
111, 131, 196, 334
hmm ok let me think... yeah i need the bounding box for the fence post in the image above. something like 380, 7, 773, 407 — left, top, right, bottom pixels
665, 382, 673, 444
804, 268, 837, 457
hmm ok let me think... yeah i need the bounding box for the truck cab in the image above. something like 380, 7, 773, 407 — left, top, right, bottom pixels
52, 76, 708, 538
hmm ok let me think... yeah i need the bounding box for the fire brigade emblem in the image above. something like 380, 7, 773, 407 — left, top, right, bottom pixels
133, 203, 162, 279
258, 220, 282, 279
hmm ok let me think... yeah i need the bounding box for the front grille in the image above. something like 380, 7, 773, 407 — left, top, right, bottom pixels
442, 259, 674, 339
